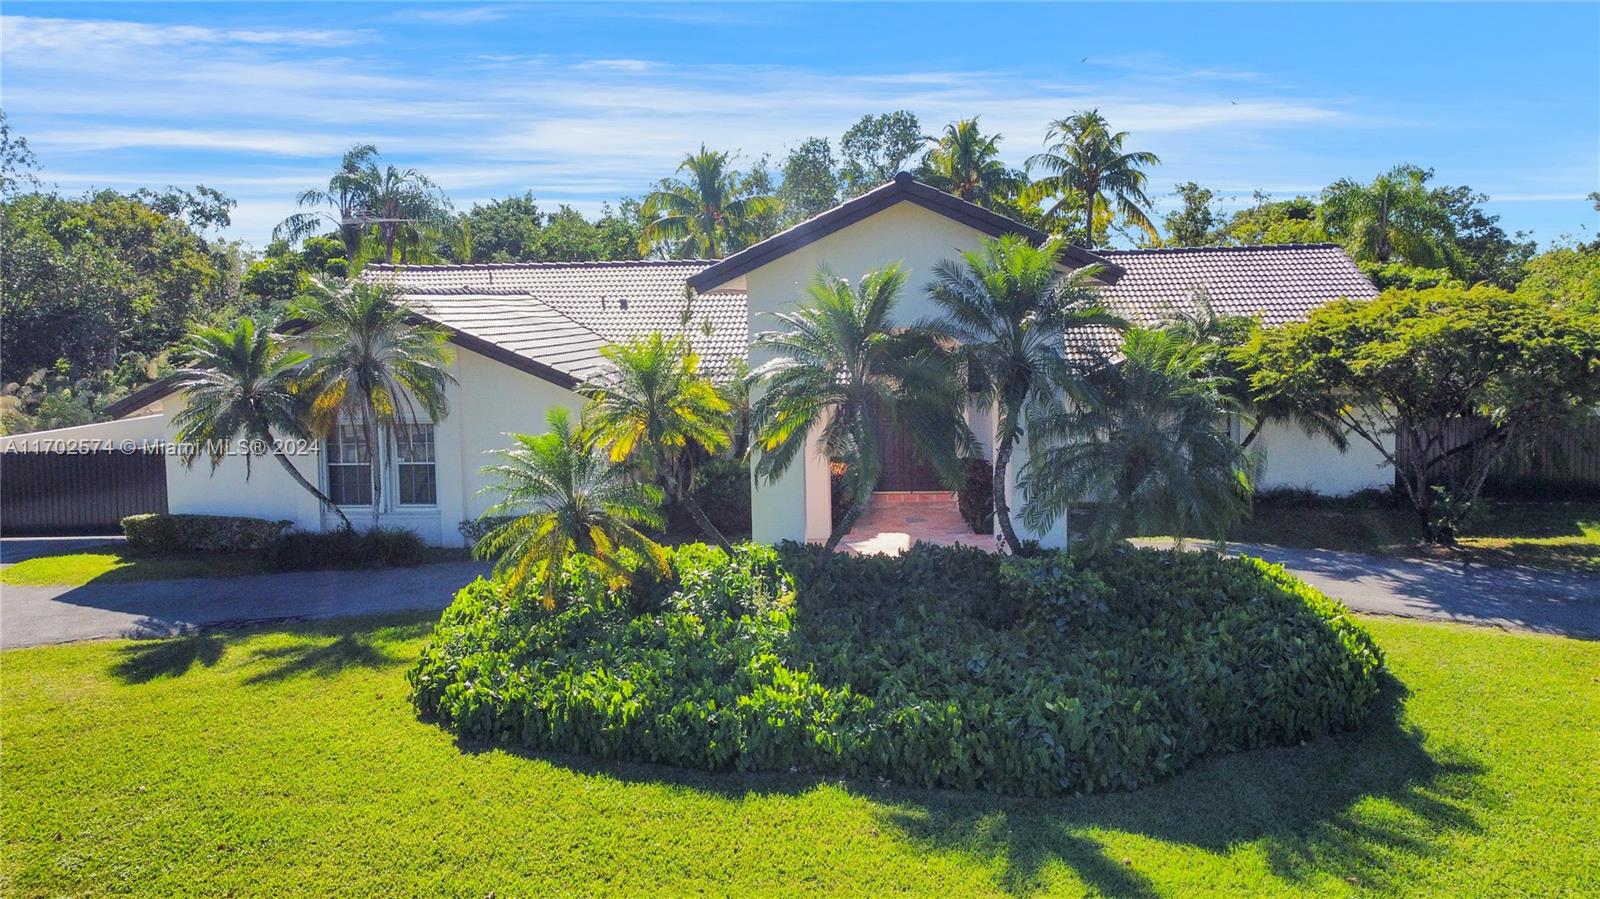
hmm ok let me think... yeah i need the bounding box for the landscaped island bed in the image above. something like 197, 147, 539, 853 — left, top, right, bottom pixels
410, 543, 1383, 795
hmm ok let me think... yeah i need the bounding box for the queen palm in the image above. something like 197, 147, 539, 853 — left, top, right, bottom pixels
475, 407, 668, 608
1321, 164, 1453, 267
919, 118, 1026, 211
294, 281, 454, 527
273, 144, 379, 261
1026, 110, 1161, 246
639, 146, 781, 258
750, 264, 971, 553
925, 235, 1124, 553
581, 332, 735, 550
273, 144, 451, 268
169, 318, 353, 529
363, 161, 452, 265
1021, 327, 1259, 549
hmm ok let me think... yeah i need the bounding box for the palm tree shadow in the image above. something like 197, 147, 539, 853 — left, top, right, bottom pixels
110, 632, 225, 683
241, 633, 404, 685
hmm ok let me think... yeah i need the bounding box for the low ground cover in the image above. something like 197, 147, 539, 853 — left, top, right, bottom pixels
1, 612, 1593, 895
411, 543, 1383, 795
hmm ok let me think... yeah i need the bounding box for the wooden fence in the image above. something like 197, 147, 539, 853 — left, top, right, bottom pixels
1, 450, 168, 536
1396, 416, 1600, 497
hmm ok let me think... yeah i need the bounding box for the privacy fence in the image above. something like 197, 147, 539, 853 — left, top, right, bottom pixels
0, 450, 168, 536
1396, 416, 1600, 498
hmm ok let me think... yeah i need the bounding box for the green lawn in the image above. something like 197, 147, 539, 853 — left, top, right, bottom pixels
2, 614, 1595, 895
0, 548, 266, 587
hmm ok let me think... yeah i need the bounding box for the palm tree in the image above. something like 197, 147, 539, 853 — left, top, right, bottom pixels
294, 281, 454, 527
273, 144, 380, 261
169, 318, 353, 529
363, 161, 452, 265
919, 118, 1026, 211
272, 144, 451, 268
581, 332, 735, 550
475, 407, 668, 608
924, 235, 1124, 553
1021, 327, 1259, 549
1026, 110, 1161, 247
1321, 164, 1454, 267
639, 146, 782, 258
749, 264, 971, 553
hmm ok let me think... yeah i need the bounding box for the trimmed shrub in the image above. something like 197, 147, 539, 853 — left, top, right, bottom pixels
121, 513, 292, 553
957, 458, 995, 534
260, 526, 425, 571
410, 542, 1384, 796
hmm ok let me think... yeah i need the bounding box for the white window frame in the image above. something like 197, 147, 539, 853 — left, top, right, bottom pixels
320, 419, 439, 512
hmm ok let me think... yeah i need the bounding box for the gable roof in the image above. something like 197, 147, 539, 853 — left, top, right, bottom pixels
686, 172, 1118, 293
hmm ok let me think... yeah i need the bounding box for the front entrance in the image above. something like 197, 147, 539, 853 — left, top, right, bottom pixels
875, 416, 944, 492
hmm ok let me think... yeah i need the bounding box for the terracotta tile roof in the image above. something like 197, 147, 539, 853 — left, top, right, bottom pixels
367, 260, 748, 381
1093, 243, 1378, 327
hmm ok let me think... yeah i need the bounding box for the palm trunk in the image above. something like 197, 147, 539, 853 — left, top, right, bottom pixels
992, 436, 1023, 555
364, 409, 381, 529
665, 467, 733, 552
1239, 419, 1265, 448
821, 487, 873, 555
273, 450, 353, 530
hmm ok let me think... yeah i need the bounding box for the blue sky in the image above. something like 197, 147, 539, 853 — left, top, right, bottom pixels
3, 2, 1596, 249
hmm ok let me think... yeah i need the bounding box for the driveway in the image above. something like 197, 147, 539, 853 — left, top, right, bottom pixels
1, 559, 489, 649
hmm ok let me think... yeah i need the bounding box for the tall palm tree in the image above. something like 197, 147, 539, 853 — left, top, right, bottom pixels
1321, 164, 1453, 267
294, 281, 454, 527
475, 407, 668, 608
272, 144, 452, 268
1021, 327, 1259, 549
639, 146, 781, 258
169, 318, 353, 529
363, 161, 452, 265
924, 235, 1124, 553
273, 144, 379, 261
1027, 110, 1161, 247
581, 332, 735, 550
919, 118, 1026, 210
749, 264, 971, 553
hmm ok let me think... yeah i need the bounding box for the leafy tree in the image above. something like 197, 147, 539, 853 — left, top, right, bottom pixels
1027, 109, 1161, 246
918, 118, 1026, 212
838, 110, 925, 197
750, 264, 971, 553
1321, 164, 1455, 268
1161, 182, 1224, 247
581, 332, 735, 550
170, 319, 353, 529
1023, 327, 1259, 548
0, 108, 41, 199
1517, 245, 1600, 312
778, 137, 841, 225
1221, 192, 1328, 245
925, 235, 1122, 552
294, 281, 455, 527
640, 146, 781, 258
475, 406, 668, 607
1241, 285, 1600, 541
458, 192, 543, 261
132, 185, 236, 234
1429, 183, 1535, 288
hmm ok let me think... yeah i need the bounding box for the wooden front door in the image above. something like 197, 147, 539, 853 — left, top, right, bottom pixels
874, 416, 945, 492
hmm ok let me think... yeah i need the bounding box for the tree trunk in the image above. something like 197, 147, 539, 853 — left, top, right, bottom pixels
821, 486, 873, 555
273, 450, 353, 530
992, 435, 1023, 555
1239, 419, 1265, 448
364, 412, 381, 529
664, 467, 732, 552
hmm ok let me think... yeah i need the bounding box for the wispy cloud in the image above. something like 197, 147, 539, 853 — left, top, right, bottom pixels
0, 14, 367, 49
390, 5, 510, 26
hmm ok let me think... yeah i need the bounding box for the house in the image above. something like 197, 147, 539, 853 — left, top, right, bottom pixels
2, 173, 1387, 545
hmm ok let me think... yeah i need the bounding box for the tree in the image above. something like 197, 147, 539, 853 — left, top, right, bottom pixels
1429, 183, 1535, 288
749, 264, 971, 553
778, 137, 841, 225
1023, 327, 1259, 548
1027, 109, 1161, 247
273, 144, 451, 267
639, 146, 781, 258
274, 144, 381, 261
1161, 182, 1224, 247
170, 319, 353, 529
1, 109, 43, 199
475, 407, 668, 608
294, 281, 455, 527
1241, 285, 1600, 542
918, 118, 1026, 211
1518, 245, 1600, 312
1321, 165, 1455, 268
581, 332, 735, 550
838, 111, 925, 197
1222, 192, 1328, 245
457, 192, 543, 262
924, 235, 1123, 552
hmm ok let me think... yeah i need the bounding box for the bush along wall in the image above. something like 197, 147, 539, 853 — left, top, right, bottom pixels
409, 543, 1384, 796
122, 513, 292, 553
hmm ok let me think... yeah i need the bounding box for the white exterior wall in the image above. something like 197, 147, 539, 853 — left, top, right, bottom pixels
1255, 420, 1393, 494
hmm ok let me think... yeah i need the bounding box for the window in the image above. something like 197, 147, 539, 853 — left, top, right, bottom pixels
395, 422, 437, 506
326, 422, 373, 506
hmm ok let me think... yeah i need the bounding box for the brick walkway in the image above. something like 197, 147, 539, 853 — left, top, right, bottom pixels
840, 492, 996, 555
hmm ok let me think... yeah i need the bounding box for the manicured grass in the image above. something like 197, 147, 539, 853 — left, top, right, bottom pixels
2, 613, 1595, 895
0, 549, 265, 587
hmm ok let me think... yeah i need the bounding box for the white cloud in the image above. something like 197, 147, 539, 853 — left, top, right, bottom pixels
391, 6, 510, 26
0, 15, 366, 50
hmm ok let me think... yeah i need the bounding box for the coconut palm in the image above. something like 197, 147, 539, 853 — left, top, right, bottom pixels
919, 118, 1026, 211
639, 146, 782, 258
924, 235, 1125, 553
1321, 164, 1454, 267
1021, 327, 1259, 549
581, 332, 735, 550
170, 318, 353, 529
293, 280, 454, 527
1027, 110, 1161, 247
475, 407, 668, 608
750, 264, 972, 553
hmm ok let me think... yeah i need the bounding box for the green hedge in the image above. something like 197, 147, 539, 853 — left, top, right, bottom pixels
121, 513, 292, 553
260, 527, 426, 571
409, 543, 1383, 796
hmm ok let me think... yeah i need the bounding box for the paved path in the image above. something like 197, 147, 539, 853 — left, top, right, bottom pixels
1, 558, 489, 649
1138, 539, 1600, 639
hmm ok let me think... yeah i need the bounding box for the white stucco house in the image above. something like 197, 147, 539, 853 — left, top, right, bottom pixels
3, 173, 1389, 546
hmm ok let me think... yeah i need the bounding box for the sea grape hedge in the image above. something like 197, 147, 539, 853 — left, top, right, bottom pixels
409, 542, 1383, 796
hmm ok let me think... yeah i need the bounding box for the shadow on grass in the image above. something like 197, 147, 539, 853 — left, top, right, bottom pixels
461, 675, 1481, 896
110, 632, 226, 683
